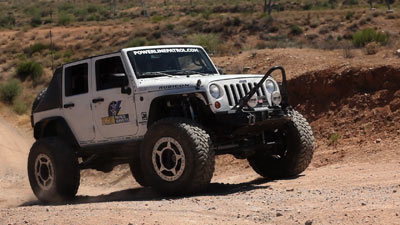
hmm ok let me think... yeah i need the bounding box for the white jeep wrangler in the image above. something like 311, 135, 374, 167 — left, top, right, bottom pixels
29, 45, 314, 202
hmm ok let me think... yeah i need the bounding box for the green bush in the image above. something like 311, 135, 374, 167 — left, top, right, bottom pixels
189, 33, 221, 54
152, 15, 165, 23
16, 61, 43, 83
352, 28, 389, 47
13, 100, 28, 115
126, 38, 147, 47
328, 133, 341, 147
289, 25, 303, 36
0, 15, 15, 28
30, 17, 41, 27
29, 42, 48, 55
58, 13, 73, 26
0, 79, 21, 104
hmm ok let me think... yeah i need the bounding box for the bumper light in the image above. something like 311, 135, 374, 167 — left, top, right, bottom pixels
271, 91, 282, 105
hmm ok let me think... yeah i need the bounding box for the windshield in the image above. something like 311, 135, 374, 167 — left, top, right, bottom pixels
127, 47, 218, 78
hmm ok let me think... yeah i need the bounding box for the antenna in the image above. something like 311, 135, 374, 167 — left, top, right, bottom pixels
49, 7, 54, 72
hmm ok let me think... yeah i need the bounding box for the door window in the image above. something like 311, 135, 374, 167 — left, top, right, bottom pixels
95, 56, 126, 91
65, 63, 88, 97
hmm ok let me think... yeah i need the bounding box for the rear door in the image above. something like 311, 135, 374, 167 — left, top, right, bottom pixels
91, 53, 138, 141
62, 60, 95, 144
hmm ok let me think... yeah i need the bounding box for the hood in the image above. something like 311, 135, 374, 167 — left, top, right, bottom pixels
135, 74, 265, 93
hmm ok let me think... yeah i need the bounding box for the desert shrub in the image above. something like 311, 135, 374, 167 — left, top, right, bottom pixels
152, 15, 165, 23
345, 11, 354, 20
201, 9, 212, 19
166, 23, 175, 30
58, 3, 75, 13
233, 17, 241, 26
28, 42, 48, 55
63, 50, 73, 59
343, 0, 359, 5
328, 133, 341, 147
0, 79, 21, 104
58, 13, 73, 26
289, 25, 303, 36
365, 42, 379, 55
13, 100, 28, 115
148, 40, 159, 46
16, 61, 43, 83
30, 17, 41, 27
303, 3, 312, 10
0, 14, 15, 28
126, 38, 147, 47
352, 28, 388, 47
189, 33, 220, 54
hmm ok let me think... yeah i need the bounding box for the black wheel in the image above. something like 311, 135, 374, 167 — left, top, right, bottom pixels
248, 110, 315, 179
140, 118, 215, 195
27, 137, 80, 203
31, 88, 47, 113
129, 159, 148, 187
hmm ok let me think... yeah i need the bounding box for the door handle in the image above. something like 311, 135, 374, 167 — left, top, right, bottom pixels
92, 98, 104, 103
63, 103, 75, 108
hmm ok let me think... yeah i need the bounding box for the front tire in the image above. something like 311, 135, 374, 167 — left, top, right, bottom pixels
248, 110, 315, 179
27, 137, 80, 203
140, 118, 215, 195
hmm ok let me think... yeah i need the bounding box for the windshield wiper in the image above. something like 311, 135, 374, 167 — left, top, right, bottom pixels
140, 71, 171, 78
171, 70, 212, 76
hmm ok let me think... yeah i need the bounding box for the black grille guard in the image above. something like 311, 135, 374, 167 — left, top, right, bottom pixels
233, 66, 288, 112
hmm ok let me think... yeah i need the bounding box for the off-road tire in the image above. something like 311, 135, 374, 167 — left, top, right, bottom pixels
28, 137, 80, 203
31, 88, 47, 113
129, 159, 148, 187
140, 118, 215, 195
247, 110, 314, 179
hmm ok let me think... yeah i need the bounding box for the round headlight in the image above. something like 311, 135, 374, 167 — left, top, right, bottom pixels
266, 80, 276, 93
209, 84, 221, 99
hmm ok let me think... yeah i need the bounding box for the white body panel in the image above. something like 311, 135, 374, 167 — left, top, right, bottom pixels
62, 59, 95, 144
90, 53, 138, 144
33, 45, 281, 147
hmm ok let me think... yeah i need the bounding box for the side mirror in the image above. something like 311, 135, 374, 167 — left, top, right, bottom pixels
110, 73, 131, 95
110, 73, 128, 86
217, 67, 224, 75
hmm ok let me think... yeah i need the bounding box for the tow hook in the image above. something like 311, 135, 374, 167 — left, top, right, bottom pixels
247, 113, 256, 126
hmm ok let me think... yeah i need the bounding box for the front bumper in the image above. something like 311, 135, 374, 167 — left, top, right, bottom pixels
215, 106, 291, 135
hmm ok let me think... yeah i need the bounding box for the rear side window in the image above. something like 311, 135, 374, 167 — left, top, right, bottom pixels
65, 63, 88, 97
95, 56, 126, 91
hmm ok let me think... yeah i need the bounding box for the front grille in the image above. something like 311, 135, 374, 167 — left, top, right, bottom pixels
224, 82, 268, 106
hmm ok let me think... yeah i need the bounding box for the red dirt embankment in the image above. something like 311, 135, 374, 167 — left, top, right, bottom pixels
288, 65, 400, 167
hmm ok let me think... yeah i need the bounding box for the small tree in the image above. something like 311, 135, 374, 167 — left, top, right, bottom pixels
329, 0, 337, 9
368, 0, 374, 9
264, 0, 273, 15
386, 0, 395, 10
141, 0, 148, 17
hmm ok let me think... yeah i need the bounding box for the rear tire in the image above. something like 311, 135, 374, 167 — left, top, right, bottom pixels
129, 159, 148, 187
248, 110, 314, 179
28, 137, 80, 203
140, 118, 215, 195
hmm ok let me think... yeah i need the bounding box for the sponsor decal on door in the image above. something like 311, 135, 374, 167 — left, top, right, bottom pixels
101, 100, 130, 125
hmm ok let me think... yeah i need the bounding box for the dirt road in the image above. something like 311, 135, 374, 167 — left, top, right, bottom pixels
0, 115, 399, 224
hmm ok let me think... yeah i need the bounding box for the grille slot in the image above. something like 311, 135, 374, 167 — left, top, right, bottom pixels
224, 81, 268, 106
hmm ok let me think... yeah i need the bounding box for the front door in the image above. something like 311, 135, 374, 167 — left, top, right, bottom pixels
91, 53, 138, 141
62, 60, 95, 144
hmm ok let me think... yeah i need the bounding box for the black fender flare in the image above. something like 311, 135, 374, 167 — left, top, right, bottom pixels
33, 117, 79, 148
